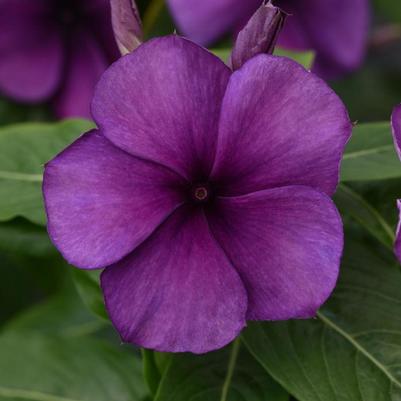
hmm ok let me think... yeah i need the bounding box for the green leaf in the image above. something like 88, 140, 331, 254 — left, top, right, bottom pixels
243, 230, 401, 401
0, 119, 94, 225
334, 184, 395, 249
0, 96, 51, 127
72, 269, 108, 320
210, 48, 232, 64
210, 47, 315, 70
373, 0, 401, 23
274, 48, 315, 70
0, 332, 148, 401
2, 283, 105, 338
0, 220, 67, 326
155, 338, 288, 401
340, 122, 401, 182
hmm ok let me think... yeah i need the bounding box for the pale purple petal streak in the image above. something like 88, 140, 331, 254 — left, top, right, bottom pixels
391, 104, 401, 160
396, 200, 401, 264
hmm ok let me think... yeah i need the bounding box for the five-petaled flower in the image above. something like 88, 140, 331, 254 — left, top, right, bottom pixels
43, 36, 352, 353
0, 0, 118, 118
391, 105, 401, 263
167, 0, 370, 79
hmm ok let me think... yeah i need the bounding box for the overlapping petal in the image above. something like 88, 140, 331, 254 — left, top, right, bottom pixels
277, 0, 369, 78
101, 207, 247, 353
44, 130, 185, 269
92, 36, 231, 179
207, 186, 343, 320
0, 0, 63, 101
54, 33, 108, 119
211, 55, 352, 197
167, 0, 260, 45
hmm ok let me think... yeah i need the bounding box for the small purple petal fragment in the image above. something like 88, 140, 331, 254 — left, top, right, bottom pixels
44, 130, 185, 269
391, 104, 401, 160
396, 200, 401, 263
101, 207, 247, 354
208, 186, 343, 320
231, 1, 286, 71
92, 36, 231, 179
391, 105, 401, 263
110, 0, 143, 55
211, 55, 352, 196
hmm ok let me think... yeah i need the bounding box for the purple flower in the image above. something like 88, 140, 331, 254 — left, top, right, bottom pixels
43, 36, 351, 353
167, 0, 370, 78
391, 105, 401, 263
0, 0, 119, 118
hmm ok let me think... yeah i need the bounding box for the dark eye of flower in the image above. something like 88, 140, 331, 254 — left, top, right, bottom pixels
191, 183, 212, 204
54, 0, 84, 28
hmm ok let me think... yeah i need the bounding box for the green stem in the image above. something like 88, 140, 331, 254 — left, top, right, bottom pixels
220, 337, 241, 401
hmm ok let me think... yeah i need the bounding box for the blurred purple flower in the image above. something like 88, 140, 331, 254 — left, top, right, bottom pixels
43, 36, 351, 353
167, 0, 370, 79
391, 105, 401, 263
0, 0, 119, 118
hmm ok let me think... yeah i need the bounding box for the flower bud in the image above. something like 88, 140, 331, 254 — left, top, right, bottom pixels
110, 0, 143, 55
231, 1, 286, 71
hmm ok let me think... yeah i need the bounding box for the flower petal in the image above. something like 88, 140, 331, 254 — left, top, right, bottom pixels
211, 55, 352, 197
54, 32, 108, 119
92, 36, 231, 180
391, 104, 401, 160
167, 0, 260, 45
0, 1, 63, 101
101, 206, 247, 353
43, 130, 185, 269
207, 186, 343, 320
396, 200, 401, 264
277, 0, 370, 78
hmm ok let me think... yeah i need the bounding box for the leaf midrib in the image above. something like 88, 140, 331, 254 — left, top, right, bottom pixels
317, 311, 401, 389
343, 145, 395, 160
0, 171, 43, 182
0, 386, 80, 401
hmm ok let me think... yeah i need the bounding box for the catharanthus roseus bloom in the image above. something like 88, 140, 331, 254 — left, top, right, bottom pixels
0, 0, 118, 118
391, 105, 401, 263
44, 36, 352, 353
167, 0, 370, 78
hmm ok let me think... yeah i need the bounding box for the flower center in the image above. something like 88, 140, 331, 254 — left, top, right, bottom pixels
191, 184, 211, 203
54, 0, 83, 28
